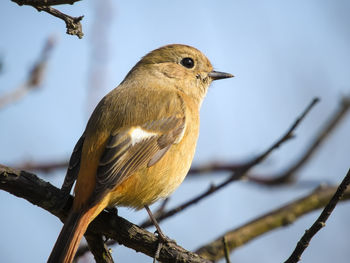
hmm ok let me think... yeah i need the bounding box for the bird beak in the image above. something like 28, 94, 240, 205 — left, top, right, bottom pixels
208, 70, 234, 80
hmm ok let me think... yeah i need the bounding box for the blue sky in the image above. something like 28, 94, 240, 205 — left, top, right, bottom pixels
1, 1, 350, 262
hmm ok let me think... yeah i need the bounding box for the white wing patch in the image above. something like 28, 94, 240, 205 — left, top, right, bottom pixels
130, 127, 157, 145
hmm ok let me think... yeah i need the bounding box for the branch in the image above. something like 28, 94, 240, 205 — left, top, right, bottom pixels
195, 180, 350, 261
284, 168, 350, 263
0, 165, 211, 263
248, 96, 350, 186
12, 0, 84, 39
35, 6, 84, 38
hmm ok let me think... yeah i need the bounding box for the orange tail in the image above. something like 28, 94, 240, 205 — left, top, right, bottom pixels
47, 208, 96, 263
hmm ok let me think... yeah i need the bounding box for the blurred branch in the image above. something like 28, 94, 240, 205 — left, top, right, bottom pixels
12, 0, 84, 38
188, 162, 248, 175
0, 36, 56, 109
248, 96, 350, 186
86, 0, 114, 112
0, 165, 211, 263
284, 168, 350, 263
140, 98, 319, 228
16, 160, 68, 173
195, 179, 350, 261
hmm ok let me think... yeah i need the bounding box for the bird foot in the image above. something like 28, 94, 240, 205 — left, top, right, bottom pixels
153, 230, 177, 263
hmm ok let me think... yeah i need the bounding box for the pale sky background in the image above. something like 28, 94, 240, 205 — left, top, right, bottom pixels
0, 1, 350, 262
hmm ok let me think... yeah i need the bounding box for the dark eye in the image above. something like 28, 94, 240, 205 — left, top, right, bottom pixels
180, 57, 194, 69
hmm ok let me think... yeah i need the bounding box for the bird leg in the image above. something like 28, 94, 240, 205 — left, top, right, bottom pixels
144, 205, 177, 261
144, 205, 167, 241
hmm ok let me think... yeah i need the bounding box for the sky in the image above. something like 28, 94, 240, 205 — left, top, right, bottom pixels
0, 0, 350, 262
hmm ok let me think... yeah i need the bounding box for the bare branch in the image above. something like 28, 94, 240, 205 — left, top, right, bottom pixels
0, 164, 211, 263
284, 168, 350, 263
248, 96, 350, 186
35, 6, 84, 38
12, 0, 84, 38
195, 181, 350, 261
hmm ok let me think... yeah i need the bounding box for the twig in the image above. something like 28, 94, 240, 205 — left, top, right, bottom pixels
195, 182, 350, 261
188, 162, 248, 175
248, 96, 350, 186
35, 6, 84, 38
284, 168, 350, 263
141, 98, 319, 228
12, 0, 84, 38
16, 160, 68, 173
0, 36, 56, 109
0, 164, 211, 263
222, 236, 231, 263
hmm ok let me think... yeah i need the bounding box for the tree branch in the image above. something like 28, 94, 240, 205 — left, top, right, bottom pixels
0, 165, 211, 263
248, 96, 350, 186
195, 180, 350, 261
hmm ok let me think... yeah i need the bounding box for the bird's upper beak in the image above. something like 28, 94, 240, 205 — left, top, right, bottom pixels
208, 70, 234, 80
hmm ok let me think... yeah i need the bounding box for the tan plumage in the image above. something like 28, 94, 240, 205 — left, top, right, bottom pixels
48, 44, 233, 263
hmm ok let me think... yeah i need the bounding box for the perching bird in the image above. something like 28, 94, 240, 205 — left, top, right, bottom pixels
48, 44, 233, 263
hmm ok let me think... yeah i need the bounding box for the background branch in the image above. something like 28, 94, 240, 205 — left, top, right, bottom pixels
0, 36, 56, 109
195, 180, 350, 261
248, 96, 350, 186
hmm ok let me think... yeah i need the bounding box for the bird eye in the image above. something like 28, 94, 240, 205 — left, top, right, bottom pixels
180, 57, 195, 69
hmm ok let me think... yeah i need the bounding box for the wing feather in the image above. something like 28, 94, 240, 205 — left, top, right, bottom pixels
60, 134, 85, 197
88, 116, 185, 205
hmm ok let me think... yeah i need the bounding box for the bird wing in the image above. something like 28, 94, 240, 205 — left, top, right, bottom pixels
89, 116, 186, 205
61, 134, 85, 197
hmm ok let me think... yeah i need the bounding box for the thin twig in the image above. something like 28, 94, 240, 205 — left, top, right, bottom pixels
141, 98, 319, 228
35, 6, 84, 38
12, 0, 84, 38
222, 236, 231, 263
16, 160, 69, 173
248, 96, 350, 186
284, 168, 350, 263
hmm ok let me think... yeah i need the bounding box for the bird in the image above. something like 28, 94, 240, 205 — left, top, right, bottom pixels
48, 44, 233, 263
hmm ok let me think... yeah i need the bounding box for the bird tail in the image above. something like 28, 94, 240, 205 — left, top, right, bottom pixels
47, 208, 96, 263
